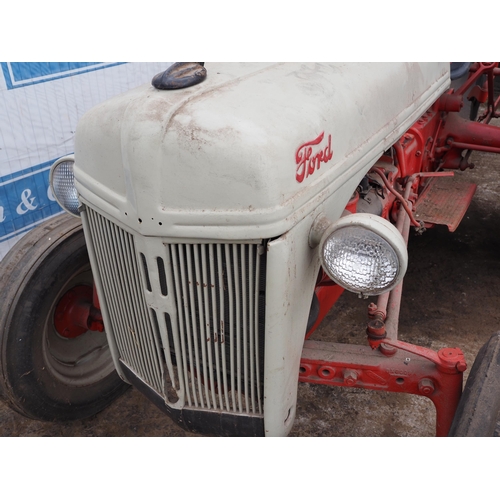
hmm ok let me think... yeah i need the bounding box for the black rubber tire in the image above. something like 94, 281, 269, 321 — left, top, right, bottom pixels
449, 332, 500, 436
0, 213, 129, 421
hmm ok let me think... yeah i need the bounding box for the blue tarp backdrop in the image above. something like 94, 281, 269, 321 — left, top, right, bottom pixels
0, 62, 172, 260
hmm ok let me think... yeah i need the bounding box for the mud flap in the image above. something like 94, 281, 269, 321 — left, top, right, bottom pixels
449, 332, 500, 436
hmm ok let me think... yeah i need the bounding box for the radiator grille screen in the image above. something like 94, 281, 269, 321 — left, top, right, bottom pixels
85, 207, 266, 415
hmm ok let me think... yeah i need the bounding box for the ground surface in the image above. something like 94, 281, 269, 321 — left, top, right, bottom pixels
1, 148, 500, 437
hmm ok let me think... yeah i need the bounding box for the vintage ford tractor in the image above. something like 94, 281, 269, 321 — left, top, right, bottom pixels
1, 62, 500, 436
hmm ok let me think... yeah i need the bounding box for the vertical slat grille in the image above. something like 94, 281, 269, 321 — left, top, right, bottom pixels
86, 209, 165, 394
168, 242, 265, 414
85, 206, 266, 415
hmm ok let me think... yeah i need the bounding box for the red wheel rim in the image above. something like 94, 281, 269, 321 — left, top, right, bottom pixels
53, 285, 93, 338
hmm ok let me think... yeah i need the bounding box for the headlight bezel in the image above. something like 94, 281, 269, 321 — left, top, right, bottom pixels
49, 155, 81, 218
318, 213, 408, 296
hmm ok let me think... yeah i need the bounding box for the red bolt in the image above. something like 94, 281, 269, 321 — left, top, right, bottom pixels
379, 343, 397, 356
368, 303, 378, 318
344, 369, 358, 386
456, 360, 467, 372
418, 378, 435, 395
367, 319, 386, 339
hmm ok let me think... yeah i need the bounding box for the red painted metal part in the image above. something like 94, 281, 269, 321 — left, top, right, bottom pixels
456, 62, 500, 123
383, 64, 500, 189
300, 340, 465, 436
54, 284, 104, 338
371, 166, 421, 227
413, 175, 477, 232
305, 282, 344, 340
303, 63, 500, 437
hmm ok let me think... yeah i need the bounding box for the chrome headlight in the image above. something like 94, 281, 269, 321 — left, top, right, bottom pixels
49, 155, 80, 217
318, 213, 408, 296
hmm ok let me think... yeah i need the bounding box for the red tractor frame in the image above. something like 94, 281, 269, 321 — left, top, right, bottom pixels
300, 62, 500, 436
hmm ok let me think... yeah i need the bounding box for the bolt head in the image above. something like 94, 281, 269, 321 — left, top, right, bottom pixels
418, 378, 435, 395
344, 369, 358, 386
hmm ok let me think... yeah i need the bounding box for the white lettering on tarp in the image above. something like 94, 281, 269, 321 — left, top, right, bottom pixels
16, 189, 38, 215
47, 185, 56, 202
0, 205, 5, 223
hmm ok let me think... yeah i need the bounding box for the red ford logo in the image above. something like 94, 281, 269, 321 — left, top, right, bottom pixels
295, 132, 333, 183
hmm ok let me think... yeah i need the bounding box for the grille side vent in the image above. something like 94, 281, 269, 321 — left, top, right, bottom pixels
86, 210, 164, 394
157, 257, 168, 296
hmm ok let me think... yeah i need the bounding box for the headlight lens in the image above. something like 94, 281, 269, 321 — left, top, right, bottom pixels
49, 155, 80, 217
319, 213, 407, 296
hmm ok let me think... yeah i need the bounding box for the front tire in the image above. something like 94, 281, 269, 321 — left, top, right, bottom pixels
449, 332, 500, 436
0, 214, 128, 421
